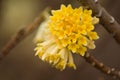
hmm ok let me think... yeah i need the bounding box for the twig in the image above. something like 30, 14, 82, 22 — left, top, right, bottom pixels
84, 53, 120, 80
0, 8, 49, 60
77, 0, 120, 44
77, 0, 120, 79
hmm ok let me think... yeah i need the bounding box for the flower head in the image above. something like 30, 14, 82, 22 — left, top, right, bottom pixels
34, 4, 99, 70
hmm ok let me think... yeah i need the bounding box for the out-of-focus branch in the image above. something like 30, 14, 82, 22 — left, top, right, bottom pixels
0, 8, 50, 60
77, 0, 120, 44
84, 53, 120, 79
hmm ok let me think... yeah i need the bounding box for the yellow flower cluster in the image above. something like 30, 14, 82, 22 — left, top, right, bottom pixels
34, 4, 99, 70
49, 4, 99, 56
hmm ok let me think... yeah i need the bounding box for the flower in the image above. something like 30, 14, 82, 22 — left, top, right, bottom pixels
34, 4, 99, 70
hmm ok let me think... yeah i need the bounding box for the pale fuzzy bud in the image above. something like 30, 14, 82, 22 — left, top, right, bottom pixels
92, 17, 99, 24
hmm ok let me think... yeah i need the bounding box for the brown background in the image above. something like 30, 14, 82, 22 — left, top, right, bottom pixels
0, 0, 120, 80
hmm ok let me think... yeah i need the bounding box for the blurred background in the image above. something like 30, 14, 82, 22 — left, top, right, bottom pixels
0, 0, 120, 80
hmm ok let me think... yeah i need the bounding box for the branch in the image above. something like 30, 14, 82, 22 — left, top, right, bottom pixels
77, 0, 120, 79
77, 0, 120, 44
0, 8, 49, 60
84, 53, 120, 79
